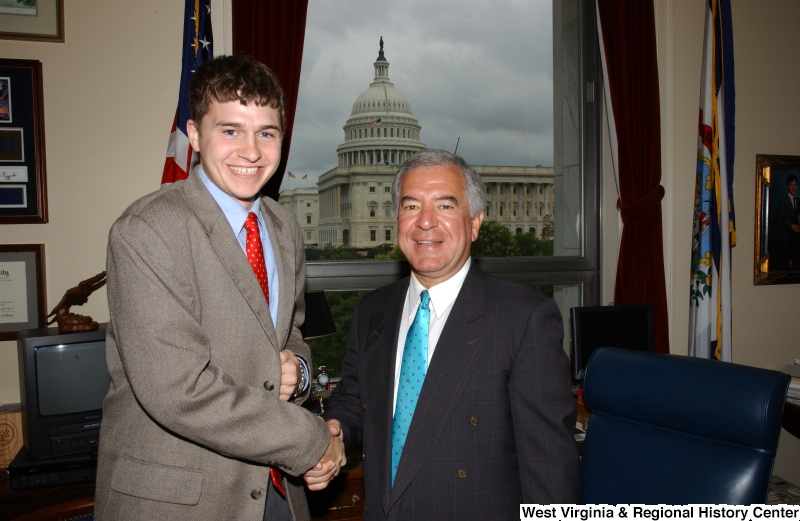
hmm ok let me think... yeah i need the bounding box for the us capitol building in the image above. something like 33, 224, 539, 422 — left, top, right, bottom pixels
280, 40, 555, 249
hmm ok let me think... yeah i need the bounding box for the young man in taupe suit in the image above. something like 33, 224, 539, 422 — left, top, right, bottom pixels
95, 55, 344, 521
306, 150, 580, 519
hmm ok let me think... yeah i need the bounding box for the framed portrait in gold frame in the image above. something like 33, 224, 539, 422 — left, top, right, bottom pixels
754, 154, 800, 285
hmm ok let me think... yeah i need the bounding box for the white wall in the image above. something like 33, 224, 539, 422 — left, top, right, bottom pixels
0, 1, 184, 403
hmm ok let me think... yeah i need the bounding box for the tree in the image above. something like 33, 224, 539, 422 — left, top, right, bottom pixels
305, 244, 363, 261
366, 243, 395, 258
472, 220, 514, 257
373, 246, 405, 260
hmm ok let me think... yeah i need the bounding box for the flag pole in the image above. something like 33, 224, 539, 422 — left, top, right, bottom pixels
454, 137, 461, 155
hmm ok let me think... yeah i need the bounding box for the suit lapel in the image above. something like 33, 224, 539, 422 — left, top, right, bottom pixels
182, 171, 279, 351
387, 265, 498, 507
364, 280, 408, 514
260, 200, 295, 351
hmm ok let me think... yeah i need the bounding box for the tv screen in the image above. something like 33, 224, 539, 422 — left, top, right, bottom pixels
36, 340, 109, 417
570, 305, 654, 381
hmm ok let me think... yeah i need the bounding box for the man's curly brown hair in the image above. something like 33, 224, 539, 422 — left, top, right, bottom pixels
188, 54, 285, 134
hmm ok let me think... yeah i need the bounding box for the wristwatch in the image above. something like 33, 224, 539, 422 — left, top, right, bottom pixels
292, 367, 307, 399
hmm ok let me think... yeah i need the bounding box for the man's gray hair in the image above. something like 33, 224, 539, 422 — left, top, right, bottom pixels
391, 149, 487, 218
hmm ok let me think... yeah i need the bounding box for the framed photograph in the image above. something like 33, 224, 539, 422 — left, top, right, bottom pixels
754, 154, 800, 285
0, 244, 46, 341
0, 0, 64, 43
0, 59, 47, 224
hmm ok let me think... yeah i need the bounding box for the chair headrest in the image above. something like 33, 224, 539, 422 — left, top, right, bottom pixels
583, 348, 790, 449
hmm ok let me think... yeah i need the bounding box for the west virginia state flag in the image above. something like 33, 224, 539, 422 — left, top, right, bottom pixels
161, 0, 213, 185
689, 0, 736, 361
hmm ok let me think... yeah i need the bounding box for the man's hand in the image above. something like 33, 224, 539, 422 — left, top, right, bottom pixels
303, 419, 346, 491
279, 349, 302, 401
791, 223, 800, 233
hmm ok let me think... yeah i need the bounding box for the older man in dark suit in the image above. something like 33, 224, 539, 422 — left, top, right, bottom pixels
95, 55, 344, 521
306, 150, 580, 519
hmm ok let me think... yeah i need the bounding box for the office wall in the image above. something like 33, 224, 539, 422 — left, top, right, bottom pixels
0, 1, 184, 401
654, 0, 800, 485
1, 0, 798, 486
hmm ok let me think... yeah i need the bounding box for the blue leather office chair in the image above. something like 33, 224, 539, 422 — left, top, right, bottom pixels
581, 348, 790, 505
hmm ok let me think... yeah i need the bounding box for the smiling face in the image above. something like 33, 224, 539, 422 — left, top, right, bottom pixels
187, 100, 282, 209
397, 165, 484, 288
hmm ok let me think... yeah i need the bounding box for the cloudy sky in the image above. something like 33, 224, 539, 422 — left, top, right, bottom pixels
282, 0, 553, 190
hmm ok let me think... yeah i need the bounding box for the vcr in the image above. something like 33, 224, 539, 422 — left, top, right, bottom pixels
8, 446, 97, 491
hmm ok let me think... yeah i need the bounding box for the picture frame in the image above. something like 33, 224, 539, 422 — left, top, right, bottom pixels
0, 244, 46, 341
0, 59, 48, 224
754, 154, 800, 285
0, 0, 64, 43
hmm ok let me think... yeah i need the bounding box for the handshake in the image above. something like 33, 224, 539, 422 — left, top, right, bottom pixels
304, 419, 346, 491
278, 350, 346, 490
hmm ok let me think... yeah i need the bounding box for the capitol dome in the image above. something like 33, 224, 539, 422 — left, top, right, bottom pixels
336, 38, 426, 168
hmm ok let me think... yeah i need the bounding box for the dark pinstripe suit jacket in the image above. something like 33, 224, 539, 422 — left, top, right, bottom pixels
325, 263, 580, 520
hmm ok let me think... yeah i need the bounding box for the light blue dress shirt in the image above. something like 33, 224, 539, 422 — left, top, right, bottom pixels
198, 167, 309, 393
198, 166, 279, 324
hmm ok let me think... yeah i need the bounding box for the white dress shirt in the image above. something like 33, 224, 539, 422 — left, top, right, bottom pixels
392, 258, 472, 415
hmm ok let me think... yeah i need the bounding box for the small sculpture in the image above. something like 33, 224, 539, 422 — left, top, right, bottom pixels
46, 271, 106, 332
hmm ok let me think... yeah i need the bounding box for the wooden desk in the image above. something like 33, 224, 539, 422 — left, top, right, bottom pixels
783, 401, 800, 439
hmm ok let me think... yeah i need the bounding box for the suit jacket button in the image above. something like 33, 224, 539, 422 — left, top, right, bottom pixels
250, 489, 263, 500
469, 416, 479, 426
364, 506, 369, 514
263, 381, 275, 391
457, 469, 467, 479
362, 401, 367, 411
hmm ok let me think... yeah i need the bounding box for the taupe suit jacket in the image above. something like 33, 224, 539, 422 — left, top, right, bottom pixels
325, 264, 580, 520
95, 171, 330, 521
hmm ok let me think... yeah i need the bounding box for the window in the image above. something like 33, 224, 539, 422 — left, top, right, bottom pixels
369, 186, 376, 193
385, 229, 391, 241
384, 187, 390, 193
306, 215, 312, 224
307, 202, 311, 207
291, 0, 602, 363
307, 231, 312, 240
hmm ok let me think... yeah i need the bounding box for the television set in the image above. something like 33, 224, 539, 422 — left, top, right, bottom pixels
17, 324, 109, 460
570, 305, 654, 381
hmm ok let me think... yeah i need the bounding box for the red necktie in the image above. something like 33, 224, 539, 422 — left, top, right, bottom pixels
243, 212, 286, 497
244, 213, 269, 303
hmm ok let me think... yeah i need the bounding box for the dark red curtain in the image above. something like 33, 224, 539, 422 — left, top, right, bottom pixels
232, 0, 309, 201
597, 0, 669, 353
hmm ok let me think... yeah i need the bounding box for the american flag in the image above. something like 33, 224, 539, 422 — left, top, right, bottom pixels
288, 172, 296, 178
369, 118, 382, 128
302, 175, 308, 179
161, 0, 214, 185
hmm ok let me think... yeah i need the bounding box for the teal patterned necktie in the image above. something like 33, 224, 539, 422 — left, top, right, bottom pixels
391, 289, 430, 485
